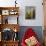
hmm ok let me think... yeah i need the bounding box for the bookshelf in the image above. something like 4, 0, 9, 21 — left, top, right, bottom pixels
0, 7, 19, 46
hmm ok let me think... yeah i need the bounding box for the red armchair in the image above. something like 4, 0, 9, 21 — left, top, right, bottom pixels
21, 28, 41, 46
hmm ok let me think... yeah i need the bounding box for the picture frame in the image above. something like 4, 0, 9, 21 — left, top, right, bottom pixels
10, 11, 15, 15
9, 10, 18, 15
2, 10, 9, 15
25, 6, 35, 19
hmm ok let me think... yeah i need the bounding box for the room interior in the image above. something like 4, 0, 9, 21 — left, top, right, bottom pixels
0, 0, 45, 46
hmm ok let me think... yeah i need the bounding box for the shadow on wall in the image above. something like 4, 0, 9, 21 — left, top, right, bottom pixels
18, 26, 44, 44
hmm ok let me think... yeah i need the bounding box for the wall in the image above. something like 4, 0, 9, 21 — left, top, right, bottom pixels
18, 0, 44, 26
0, 0, 44, 44
0, 0, 44, 26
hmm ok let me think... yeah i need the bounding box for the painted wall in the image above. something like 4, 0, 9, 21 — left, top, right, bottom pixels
0, 0, 44, 26
0, 0, 44, 45
18, 0, 44, 26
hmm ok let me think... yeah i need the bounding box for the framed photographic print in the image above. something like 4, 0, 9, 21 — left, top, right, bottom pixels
25, 6, 35, 19
10, 11, 15, 15
9, 10, 15, 15
9, 9, 18, 15
2, 10, 9, 15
